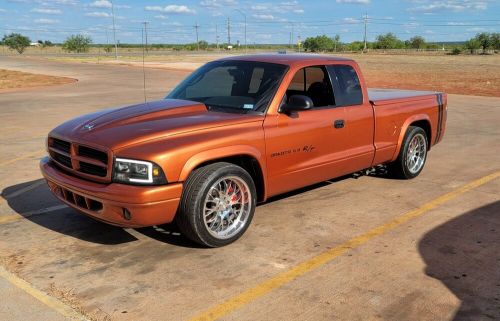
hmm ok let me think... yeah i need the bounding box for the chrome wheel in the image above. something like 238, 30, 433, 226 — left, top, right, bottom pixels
203, 176, 252, 240
406, 133, 426, 174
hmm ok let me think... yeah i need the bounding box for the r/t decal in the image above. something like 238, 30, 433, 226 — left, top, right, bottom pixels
271, 145, 316, 158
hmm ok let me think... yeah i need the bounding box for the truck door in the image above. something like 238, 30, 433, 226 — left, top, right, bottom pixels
327, 64, 375, 173
264, 65, 352, 196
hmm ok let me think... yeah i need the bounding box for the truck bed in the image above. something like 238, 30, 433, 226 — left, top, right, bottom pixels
368, 88, 441, 106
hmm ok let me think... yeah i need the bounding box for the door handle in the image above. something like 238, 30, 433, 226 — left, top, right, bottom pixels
334, 119, 345, 129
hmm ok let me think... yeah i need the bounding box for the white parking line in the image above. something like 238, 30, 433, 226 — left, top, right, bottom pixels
1, 180, 46, 199
0, 205, 68, 225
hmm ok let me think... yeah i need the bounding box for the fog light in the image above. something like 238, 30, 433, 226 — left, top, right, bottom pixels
123, 208, 132, 220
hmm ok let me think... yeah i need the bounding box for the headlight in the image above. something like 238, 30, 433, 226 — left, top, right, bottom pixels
113, 158, 167, 185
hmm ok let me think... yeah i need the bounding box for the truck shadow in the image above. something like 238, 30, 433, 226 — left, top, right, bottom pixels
2, 179, 139, 245
1, 179, 202, 248
418, 201, 500, 321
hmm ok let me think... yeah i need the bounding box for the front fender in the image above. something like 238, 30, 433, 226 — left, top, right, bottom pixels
178, 145, 268, 198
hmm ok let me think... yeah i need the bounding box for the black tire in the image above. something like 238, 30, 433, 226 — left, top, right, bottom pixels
176, 162, 257, 247
389, 126, 428, 179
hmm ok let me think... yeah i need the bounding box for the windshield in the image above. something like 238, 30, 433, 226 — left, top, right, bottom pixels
167, 60, 288, 113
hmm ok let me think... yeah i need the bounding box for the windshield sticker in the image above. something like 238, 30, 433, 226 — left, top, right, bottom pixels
243, 104, 254, 109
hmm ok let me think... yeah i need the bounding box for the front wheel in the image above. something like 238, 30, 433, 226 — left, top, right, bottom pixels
389, 126, 428, 179
176, 162, 256, 247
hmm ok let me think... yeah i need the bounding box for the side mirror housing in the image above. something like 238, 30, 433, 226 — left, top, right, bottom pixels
280, 95, 313, 114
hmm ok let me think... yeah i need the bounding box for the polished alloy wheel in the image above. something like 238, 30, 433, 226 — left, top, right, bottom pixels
406, 133, 426, 174
203, 176, 252, 239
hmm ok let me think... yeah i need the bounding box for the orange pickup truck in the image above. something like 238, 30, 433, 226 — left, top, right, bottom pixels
40, 54, 447, 247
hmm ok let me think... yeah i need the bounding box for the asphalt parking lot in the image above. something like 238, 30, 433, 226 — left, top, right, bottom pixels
0, 56, 499, 321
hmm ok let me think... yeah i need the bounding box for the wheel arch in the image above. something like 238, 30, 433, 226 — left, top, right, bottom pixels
392, 115, 432, 161
179, 146, 267, 202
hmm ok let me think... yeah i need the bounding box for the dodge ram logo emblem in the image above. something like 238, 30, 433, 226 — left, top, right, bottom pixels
83, 123, 95, 130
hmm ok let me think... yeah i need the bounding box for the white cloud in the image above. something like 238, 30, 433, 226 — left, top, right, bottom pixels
408, 0, 488, 12
145, 5, 196, 14
34, 18, 59, 24
342, 17, 361, 23
89, 0, 130, 9
0, 8, 6, 12
85, 11, 111, 17
200, 0, 237, 8
252, 14, 276, 20
336, 0, 370, 4
155, 14, 168, 20
31, 8, 62, 14
90, 0, 111, 8
250, 1, 304, 15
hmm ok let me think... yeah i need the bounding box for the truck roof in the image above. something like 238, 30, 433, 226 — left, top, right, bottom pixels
218, 54, 354, 66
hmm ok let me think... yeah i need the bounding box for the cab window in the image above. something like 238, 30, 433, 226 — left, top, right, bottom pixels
327, 65, 363, 106
285, 66, 335, 108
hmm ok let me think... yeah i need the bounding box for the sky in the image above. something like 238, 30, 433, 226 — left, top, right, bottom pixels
1, 0, 499, 44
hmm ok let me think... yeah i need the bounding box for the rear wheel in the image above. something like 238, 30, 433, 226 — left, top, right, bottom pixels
389, 126, 428, 179
176, 162, 256, 247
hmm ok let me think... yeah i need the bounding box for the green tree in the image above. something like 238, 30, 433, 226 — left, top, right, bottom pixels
475, 32, 491, 52
374, 33, 404, 49
62, 34, 92, 53
198, 40, 209, 50
333, 34, 340, 51
2, 33, 31, 54
409, 36, 426, 49
303, 35, 334, 52
465, 38, 481, 53
491, 33, 500, 50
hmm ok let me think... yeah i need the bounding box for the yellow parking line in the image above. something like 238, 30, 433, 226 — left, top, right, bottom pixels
0, 151, 43, 167
189, 170, 500, 321
0, 267, 88, 321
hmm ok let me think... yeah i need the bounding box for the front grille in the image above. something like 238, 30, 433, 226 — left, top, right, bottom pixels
48, 181, 103, 212
78, 145, 108, 164
52, 138, 70, 153
79, 161, 107, 177
53, 153, 73, 169
48, 137, 110, 182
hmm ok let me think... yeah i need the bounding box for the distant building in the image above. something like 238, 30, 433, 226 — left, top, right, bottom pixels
30, 42, 40, 47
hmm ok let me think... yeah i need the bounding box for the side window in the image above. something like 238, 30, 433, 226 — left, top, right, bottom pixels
328, 65, 363, 106
288, 69, 305, 91
285, 66, 335, 107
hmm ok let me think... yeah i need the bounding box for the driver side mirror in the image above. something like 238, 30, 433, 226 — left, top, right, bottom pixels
280, 95, 313, 114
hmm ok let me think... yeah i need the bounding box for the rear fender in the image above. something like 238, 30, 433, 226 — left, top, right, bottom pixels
391, 114, 431, 161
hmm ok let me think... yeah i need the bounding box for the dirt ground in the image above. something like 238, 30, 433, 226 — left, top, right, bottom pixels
0, 56, 499, 321
43, 52, 500, 97
0, 69, 76, 91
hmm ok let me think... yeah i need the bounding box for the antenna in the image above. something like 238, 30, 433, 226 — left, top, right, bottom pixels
141, 23, 147, 104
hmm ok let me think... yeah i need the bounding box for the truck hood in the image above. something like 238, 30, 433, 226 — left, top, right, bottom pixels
50, 99, 264, 150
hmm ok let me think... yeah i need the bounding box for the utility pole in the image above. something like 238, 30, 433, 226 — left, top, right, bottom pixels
194, 21, 200, 50
363, 12, 368, 52
142, 22, 149, 53
215, 24, 219, 50
227, 17, 231, 46
291, 22, 294, 50
234, 9, 247, 53
110, 0, 118, 59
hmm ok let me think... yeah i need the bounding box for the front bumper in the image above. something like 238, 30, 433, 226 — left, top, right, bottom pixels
40, 157, 182, 228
